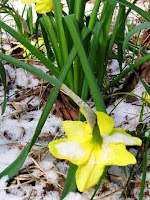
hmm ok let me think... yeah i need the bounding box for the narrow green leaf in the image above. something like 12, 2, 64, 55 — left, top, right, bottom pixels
53, 0, 68, 64
0, 20, 59, 76
0, 27, 90, 181
40, 15, 63, 69
123, 22, 150, 54
0, 60, 6, 114
80, 21, 102, 117
97, 0, 116, 86
104, 54, 150, 91
61, 164, 78, 200
65, 15, 106, 112
134, 71, 150, 95
139, 135, 150, 200
111, 0, 150, 21
26, 6, 34, 35
74, 0, 86, 26
0, 53, 62, 88
88, 0, 101, 30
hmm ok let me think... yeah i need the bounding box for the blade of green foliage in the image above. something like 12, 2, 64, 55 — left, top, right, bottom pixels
40, 22, 55, 61
0, 60, 6, 114
40, 15, 63, 69
111, 0, 150, 21
53, 0, 68, 64
123, 22, 150, 54
104, 54, 150, 91
74, 0, 86, 26
134, 71, 150, 95
140, 134, 150, 200
88, 0, 101, 30
79, 22, 102, 120
97, 0, 116, 87
0, 20, 59, 76
117, 5, 125, 72
0, 53, 62, 87
0, 64, 66, 180
106, 5, 125, 66
27, 6, 34, 35
0, 26, 91, 180
61, 164, 78, 200
65, 14, 106, 112
0, 0, 9, 8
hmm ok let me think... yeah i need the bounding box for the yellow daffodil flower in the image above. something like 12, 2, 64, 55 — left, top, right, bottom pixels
21, 0, 53, 14
49, 112, 142, 192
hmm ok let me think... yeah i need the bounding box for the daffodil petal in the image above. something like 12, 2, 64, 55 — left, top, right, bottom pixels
103, 128, 142, 146
95, 112, 114, 135
49, 139, 92, 165
62, 121, 91, 140
100, 143, 136, 166
21, 0, 38, 4
35, 0, 53, 14
76, 155, 104, 191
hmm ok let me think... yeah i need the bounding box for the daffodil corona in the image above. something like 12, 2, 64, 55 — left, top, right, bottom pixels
21, 0, 53, 14
49, 112, 142, 192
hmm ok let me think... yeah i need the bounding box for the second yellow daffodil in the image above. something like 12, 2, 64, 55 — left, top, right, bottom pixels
21, 0, 53, 14
49, 112, 142, 192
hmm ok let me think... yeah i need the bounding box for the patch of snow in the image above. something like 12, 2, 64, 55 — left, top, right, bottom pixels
64, 192, 88, 200
0, 146, 20, 172
16, 68, 40, 88
103, 132, 140, 145
56, 162, 69, 174
107, 98, 150, 131
46, 169, 58, 185
109, 59, 120, 75
39, 160, 54, 171
0, 175, 8, 189
56, 141, 86, 160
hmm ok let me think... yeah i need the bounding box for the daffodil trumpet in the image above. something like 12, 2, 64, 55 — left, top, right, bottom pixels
49, 96, 142, 191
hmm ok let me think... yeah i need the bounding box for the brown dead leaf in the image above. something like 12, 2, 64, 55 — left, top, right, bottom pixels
121, 62, 150, 103
10, 102, 23, 113
51, 93, 78, 120
60, 93, 78, 120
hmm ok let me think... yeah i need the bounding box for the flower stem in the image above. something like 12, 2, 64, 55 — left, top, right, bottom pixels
61, 84, 96, 131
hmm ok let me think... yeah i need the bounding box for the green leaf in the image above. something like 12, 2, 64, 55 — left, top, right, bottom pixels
0, 60, 6, 114
40, 15, 63, 69
53, 0, 68, 64
140, 134, 150, 200
134, 71, 150, 95
61, 164, 78, 200
104, 54, 150, 91
64, 14, 106, 112
123, 22, 150, 53
110, 0, 150, 21
0, 28, 90, 180
0, 53, 62, 88
0, 20, 59, 76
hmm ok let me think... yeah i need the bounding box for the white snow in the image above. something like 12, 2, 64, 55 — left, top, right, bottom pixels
64, 192, 88, 200
103, 132, 140, 145
56, 141, 86, 159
